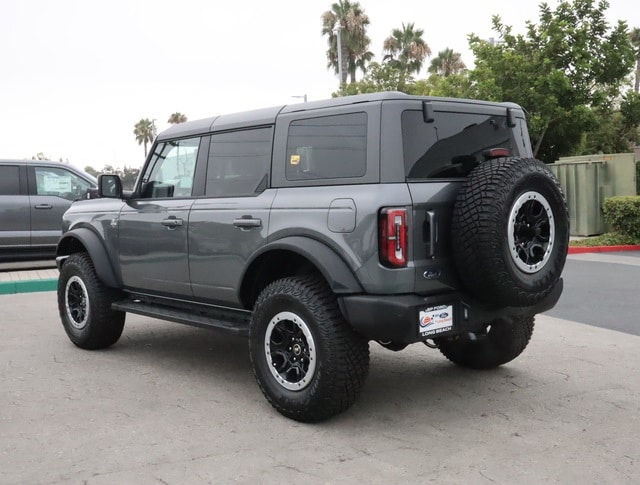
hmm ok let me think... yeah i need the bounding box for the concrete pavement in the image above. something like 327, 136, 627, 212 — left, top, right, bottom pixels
1, 291, 639, 484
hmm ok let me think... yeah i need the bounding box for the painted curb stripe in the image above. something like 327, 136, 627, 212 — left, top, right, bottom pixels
568, 245, 640, 254
0, 278, 58, 295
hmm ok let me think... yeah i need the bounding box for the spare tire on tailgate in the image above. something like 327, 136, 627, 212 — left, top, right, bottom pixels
451, 157, 569, 307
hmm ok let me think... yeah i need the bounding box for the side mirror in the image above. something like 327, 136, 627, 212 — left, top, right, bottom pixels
98, 174, 123, 198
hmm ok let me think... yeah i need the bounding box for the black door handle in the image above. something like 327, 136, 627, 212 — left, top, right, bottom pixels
233, 217, 262, 229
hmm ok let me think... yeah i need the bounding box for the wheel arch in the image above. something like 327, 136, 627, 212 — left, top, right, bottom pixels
57, 228, 121, 288
239, 236, 363, 309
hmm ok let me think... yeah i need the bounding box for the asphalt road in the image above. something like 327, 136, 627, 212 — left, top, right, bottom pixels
546, 252, 640, 336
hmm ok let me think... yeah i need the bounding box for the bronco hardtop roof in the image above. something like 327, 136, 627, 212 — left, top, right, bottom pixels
157, 92, 522, 141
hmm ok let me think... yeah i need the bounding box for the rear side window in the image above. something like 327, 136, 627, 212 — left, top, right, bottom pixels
402, 110, 521, 179
206, 126, 273, 197
286, 112, 367, 181
0, 166, 20, 195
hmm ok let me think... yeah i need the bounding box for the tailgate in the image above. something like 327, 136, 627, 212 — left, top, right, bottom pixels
407, 181, 464, 294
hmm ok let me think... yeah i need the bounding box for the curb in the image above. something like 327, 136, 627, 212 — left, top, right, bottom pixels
568, 245, 640, 254
0, 278, 58, 295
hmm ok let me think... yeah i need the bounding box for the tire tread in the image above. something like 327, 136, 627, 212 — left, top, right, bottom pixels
57, 252, 125, 350
250, 275, 369, 422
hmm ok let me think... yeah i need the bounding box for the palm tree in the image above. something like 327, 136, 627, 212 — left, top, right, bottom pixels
428, 48, 466, 77
321, 0, 374, 87
630, 27, 640, 93
133, 118, 155, 157
168, 112, 188, 124
383, 22, 431, 85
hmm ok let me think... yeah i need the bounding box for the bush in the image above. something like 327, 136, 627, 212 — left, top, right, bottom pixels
568, 232, 639, 246
603, 196, 640, 239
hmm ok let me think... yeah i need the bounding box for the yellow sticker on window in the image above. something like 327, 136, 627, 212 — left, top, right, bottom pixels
290, 154, 301, 165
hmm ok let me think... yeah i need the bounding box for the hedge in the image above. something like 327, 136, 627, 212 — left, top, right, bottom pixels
603, 196, 640, 239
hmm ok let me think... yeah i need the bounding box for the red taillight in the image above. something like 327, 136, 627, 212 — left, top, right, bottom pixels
379, 208, 408, 268
483, 147, 511, 159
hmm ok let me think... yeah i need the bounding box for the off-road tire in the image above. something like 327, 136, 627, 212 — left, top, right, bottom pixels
57, 252, 125, 349
437, 316, 534, 369
452, 157, 569, 307
249, 275, 370, 422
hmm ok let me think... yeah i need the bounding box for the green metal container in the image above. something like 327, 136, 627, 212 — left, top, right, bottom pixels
549, 153, 636, 236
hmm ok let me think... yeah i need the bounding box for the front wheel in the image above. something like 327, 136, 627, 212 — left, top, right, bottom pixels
249, 276, 370, 422
57, 252, 125, 350
437, 316, 534, 369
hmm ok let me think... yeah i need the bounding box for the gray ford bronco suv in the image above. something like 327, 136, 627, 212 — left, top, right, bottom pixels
56, 92, 569, 422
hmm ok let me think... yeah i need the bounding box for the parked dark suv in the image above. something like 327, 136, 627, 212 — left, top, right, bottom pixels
0, 159, 96, 260
56, 92, 569, 422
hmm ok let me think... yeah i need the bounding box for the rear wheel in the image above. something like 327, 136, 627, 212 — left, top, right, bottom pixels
249, 275, 369, 422
437, 316, 534, 369
57, 252, 125, 349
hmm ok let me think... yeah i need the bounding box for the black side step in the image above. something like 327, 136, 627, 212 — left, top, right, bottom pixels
112, 300, 250, 336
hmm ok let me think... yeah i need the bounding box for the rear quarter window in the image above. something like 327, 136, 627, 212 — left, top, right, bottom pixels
286, 112, 367, 181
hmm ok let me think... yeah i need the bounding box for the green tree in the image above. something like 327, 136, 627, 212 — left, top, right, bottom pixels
31, 152, 50, 160
383, 22, 431, 87
84, 166, 100, 177
428, 48, 466, 77
133, 118, 155, 157
580, 91, 640, 153
168, 112, 188, 124
630, 27, 640, 93
338, 61, 406, 95
468, 0, 635, 162
321, 0, 374, 87
409, 72, 475, 99
121, 166, 141, 190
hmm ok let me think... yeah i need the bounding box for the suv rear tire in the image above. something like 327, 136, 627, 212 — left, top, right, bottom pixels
249, 275, 369, 422
452, 157, 569, 307
57, 252, 125, 349
437, 316, 535, 369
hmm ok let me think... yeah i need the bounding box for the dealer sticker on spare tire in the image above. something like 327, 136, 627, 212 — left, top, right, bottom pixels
419, 305, 453, 337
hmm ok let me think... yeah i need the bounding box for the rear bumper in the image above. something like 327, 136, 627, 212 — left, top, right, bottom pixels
339, 279, 563, 344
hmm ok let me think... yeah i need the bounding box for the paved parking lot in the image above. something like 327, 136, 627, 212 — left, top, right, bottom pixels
2, 285, 640, 484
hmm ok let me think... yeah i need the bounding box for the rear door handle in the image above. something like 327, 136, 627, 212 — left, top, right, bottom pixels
162, 218, 183, 228
426, 210, 437, 258
233, 217, 262, 229
34, 204, 53, 210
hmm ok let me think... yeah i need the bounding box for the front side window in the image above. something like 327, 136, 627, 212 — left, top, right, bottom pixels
0, 166, 20, 195
33, 166, 92, 201
286, 112, 367, 181
403, 110, 521, 179
205, 127, 273, 197
140, 137, 200, 198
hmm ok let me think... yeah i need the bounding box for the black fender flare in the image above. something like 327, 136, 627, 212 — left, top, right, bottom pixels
57, 228, 121, 288
243, 236, 363, 294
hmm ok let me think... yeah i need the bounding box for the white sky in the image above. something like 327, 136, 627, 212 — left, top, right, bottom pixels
1, 0, 638, 170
